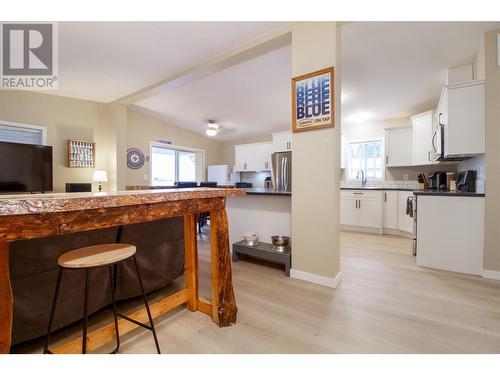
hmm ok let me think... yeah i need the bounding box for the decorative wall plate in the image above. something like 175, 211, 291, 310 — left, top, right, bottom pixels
127, 148, 145, 169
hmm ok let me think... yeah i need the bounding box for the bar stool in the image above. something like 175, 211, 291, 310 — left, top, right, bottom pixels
43, 243, 161, 354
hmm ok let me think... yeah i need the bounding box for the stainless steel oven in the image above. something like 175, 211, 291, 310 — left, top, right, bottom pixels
406, 194, 417, 256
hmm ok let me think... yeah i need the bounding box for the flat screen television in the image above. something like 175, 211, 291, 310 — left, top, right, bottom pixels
0, 141, 53, 193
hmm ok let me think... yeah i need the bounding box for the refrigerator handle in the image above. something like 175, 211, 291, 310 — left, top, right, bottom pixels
281, 157, 285, 189
283, 158, 288, 191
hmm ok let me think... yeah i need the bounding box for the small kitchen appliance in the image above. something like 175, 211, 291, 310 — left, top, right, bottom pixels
428, 171, 447, 190
456, 170, 477, 192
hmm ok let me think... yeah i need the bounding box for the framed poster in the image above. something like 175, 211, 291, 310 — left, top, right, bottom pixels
292, 66, 334, 132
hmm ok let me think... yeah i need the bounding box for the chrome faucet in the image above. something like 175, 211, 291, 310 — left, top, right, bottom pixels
357, 170, 367, 186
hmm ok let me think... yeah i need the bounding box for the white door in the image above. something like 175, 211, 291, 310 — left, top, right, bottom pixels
397, 191, 414, 233
340, 196, 358, 226
412, 111, 434, 165
385, 127, 413, 167
358, 196, 383, 228
383, 191, 398, 229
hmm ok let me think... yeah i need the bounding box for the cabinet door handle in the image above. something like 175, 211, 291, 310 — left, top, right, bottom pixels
355, 200, 358, 209
438, 113, 444, 126
359, 200, 361, 209
244, 163, 247, 170
385, 155, 388, 164
384, 193, 387, 202
428, 151, 431, 161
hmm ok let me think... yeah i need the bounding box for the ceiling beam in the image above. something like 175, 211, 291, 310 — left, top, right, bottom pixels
113, 25, 293, 106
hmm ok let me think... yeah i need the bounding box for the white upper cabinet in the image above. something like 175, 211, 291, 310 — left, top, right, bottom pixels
412, 111, 435, 166
255, 142, 272, 171
234, 142, 272, 172
272, 131, 292, 153
439, 80, 485, 157
341, 135, 346, 169
384, 127, 413, 167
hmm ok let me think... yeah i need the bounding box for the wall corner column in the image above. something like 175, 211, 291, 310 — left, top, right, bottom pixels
290, 22, 342, 287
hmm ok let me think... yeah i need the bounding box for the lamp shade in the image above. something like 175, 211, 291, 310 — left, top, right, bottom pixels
92, 170, 108, 182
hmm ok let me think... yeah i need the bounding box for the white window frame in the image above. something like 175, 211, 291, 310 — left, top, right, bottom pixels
345, 137, 385, 182
149, 141, 205, 186
0, 120, 47, 145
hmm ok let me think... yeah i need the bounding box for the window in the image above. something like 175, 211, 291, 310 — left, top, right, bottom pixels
346, 139, 384, 181
150, 144, 200, 186
0, 121, 47, 145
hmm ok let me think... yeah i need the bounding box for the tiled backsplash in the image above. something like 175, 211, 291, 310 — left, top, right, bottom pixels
341, 180, 420, 189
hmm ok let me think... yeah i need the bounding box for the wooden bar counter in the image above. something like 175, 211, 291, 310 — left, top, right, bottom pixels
0, 188, 245, 353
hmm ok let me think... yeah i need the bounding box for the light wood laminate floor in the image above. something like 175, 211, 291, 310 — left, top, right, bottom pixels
13, 230, 500, 354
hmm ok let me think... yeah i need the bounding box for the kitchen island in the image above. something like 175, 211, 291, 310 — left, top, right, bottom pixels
0, 188, 244, 353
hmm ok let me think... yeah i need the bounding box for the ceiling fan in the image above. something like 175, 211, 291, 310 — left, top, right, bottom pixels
206, 120, 237, 137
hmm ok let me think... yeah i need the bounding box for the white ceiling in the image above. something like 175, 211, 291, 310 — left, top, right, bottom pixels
134, 45, 292, 141
52, 22, 500, 141
55, 22, 283, 102
341, 22, 500, 126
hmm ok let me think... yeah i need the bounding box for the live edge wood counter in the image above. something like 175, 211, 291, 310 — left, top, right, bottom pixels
0, 188, 245, 354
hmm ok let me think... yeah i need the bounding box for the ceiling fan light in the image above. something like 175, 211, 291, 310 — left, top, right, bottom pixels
206, 128, 218, 136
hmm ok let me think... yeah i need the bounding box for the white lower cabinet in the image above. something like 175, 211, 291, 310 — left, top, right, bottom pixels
340, 195, 358, 226
397, 191, 414, 233
383, 191, 398, 229
341, 189, 414, 235
416, 195, 484, 275
340, 190, 383, 229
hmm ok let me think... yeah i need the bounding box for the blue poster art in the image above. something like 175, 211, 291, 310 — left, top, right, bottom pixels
293, 67, 334, 131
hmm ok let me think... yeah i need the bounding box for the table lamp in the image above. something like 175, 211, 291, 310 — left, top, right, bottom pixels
92, 170, 108, 192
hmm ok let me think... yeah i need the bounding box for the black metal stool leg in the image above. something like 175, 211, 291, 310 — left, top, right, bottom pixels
43, 268, 63, 354
132, 255, 161, 354
82, 269, 90, 354
108, 265, 120, 354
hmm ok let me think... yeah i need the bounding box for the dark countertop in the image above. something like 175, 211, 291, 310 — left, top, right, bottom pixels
341, 187, 414, 191
341, 187, 485, 197
414, 190, 485, 197
243, 188, 291, 196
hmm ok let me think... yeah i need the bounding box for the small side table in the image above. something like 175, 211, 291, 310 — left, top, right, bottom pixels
232, 241, 291, 276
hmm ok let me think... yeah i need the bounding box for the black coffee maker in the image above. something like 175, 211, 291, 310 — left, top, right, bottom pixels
428, 172, 447, 190
457, 170, 477, 192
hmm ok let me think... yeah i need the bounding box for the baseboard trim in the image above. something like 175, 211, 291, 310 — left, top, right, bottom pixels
290, 269, 342, 288
382, 228, 413, 239
341, 225, 381, 235
340, 225, 413, 239
482, 269, 500, 280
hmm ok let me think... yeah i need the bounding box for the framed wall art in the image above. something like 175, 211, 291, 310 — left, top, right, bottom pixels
292, 66, 334, 132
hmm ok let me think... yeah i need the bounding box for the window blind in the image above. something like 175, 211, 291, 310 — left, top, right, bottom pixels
0, 123, 44, 145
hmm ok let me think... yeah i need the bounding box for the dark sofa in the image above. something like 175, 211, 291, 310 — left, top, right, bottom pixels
9, 216, 185, 345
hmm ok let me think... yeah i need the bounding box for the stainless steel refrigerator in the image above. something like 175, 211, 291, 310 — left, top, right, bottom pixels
271, 151, 292, 192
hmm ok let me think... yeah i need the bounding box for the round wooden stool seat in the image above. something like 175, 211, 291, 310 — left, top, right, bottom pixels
57, 243, 136, 269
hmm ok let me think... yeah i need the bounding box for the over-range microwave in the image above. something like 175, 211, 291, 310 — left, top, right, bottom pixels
431, 118, 468, 162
